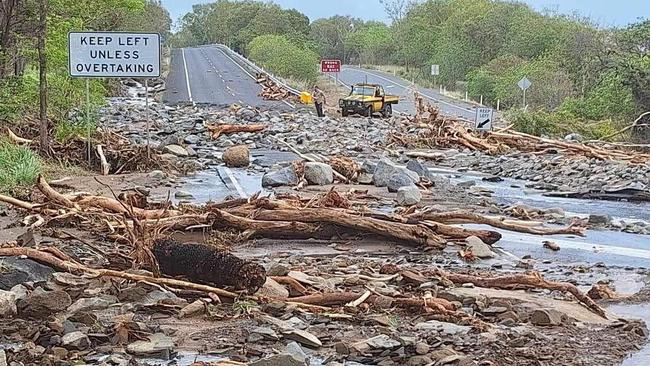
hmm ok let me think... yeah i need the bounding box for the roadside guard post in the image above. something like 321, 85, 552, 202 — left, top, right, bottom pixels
68, 32, 161, 161
321, 59, 341, 88
475, 107, 494, 132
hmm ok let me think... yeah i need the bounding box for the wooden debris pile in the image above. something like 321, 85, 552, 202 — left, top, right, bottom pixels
204, 121, 266, 140
390, 98, 650, 163
256, 73, 293, 101
0, 180, 607, 329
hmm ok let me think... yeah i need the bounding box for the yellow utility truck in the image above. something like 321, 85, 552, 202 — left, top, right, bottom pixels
338, 83, 399, 117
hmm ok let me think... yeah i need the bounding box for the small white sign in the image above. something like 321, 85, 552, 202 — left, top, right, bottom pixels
431, 64, 440, 76
68, 32, 161, 77
475, 107, 493, 131
518, 76, 531, 91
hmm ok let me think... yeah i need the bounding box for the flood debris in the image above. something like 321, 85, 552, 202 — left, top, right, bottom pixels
153, 239, 266, 293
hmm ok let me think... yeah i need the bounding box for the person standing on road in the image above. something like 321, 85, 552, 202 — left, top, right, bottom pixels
313, 85, 326, 117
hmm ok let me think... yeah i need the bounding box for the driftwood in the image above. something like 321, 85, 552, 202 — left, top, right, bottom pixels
408, 211, 585, 237
96, 145, 110, 175
429, 268, 607, 319
204, 123, 266, 140
6, 128, 33, 144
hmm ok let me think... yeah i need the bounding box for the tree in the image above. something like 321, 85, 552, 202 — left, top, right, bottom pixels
248, 34, 318, 82
38, 0, 48, 152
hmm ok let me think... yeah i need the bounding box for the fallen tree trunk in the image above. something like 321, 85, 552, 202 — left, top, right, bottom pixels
75, 195, 180, 220
429, 268, 607, 319
205, 123, 266, 140
242, 208, 446, 248
408, 211, 585, 237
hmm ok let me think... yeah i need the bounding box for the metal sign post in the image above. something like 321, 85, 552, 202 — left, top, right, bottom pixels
85, 79, 91, 164
144, 78, 150, 159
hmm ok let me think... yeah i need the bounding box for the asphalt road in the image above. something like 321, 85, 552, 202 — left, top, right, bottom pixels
164, 46, 290, 109
333, 66, 479, 120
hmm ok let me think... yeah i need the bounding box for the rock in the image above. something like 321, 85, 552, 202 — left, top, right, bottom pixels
262, 166, 299, 187
255, 278, 289, 298
148, 170, 166, 179
373, 159, 399, 187
565, 133, 583, 142
387, 172, 417, 192
481, 306, 508, 315
0, 290, 16, 317
163, 144, 189, 157
249, 326, 280, 341
0, 257, 55, 290
282, 329, 322, 348
408, 355, 432, 366
542, 240, 560, 251
530, 308, 565, 326
0, 349, 6, 366
457, 180, 476, 188
250, 354, 306, 366
352, 335, 401, 352
174, 190, 194, 199
184, 134, 200, 144
406, 159, 431, 180
482, 175, 503, 183
285, 341, 308, 363
361, 161, 377, 174
61, 331, 90, 350
437, 355, 469, 365
67, 296, 116, 314
415, 342, 430, 355
396, 186, 422, 206
178, 300, 206, 319
357, 172, 373, 184
465, 236, 495, 259
415, 320, 471, 335
304, 162, 334, 185
20, 288, 71, 318
223, 145, 250, 167
266, 262, 290, 277
126, 333, 174, 359
588, 214, 611, 225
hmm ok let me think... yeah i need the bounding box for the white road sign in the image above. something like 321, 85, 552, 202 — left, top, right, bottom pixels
518, 76, 531, 91
475, 107, 494, 131
68, 32, 161, 77
431, 64, 440, 76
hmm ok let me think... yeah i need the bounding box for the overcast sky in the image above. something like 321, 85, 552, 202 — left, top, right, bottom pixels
161, 0, 648, 29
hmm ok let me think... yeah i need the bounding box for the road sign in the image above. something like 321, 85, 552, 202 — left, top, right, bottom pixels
68, 32, 161, 77
430, 64, 440, 76
517, 77, 531, 91
475, 107, 494, 131
321, 59, 341, 73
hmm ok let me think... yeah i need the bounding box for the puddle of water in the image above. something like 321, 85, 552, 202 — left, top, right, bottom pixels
139, 354, 224, 365
175, 168, 266, 204
609, 304, 650, 366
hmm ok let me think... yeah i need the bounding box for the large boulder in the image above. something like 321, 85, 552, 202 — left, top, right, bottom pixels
396, 186, 422, 206
465, 236, 495, 259
373, 158, 419, 187
406, 159, 432, 180
388, 173, 417, 193
223, 145, 250, 167
262, 166, 299, 187
304, 162, 334, 185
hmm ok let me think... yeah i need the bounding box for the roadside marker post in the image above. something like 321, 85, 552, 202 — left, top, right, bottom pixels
517, 76, 532, 109
68, 31, 161, 162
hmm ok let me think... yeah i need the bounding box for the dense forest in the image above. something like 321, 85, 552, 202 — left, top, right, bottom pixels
174, 0, 649, 139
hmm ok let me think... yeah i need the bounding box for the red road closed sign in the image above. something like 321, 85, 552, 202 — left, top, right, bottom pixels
321, 59, 341, 73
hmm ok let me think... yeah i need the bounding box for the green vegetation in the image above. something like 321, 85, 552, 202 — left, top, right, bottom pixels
248, 35, 319, 82
175, 0, 648, 141
0, 139, 43, 194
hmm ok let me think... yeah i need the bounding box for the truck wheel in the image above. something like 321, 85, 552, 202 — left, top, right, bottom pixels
382, 104, 393, 117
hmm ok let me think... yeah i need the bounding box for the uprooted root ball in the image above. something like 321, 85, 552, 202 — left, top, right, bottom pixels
153, 239, 266, 293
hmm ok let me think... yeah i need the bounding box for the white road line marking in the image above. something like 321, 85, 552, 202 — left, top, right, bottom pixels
181, 48, 193, 104
343, 66, 474, 114
222, 167, 247, 198
216, 48, 257, 80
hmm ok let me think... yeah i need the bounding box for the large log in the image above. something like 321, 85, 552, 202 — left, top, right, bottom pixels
205, 123, 266, 140
242, 207, 445, 248
408, 211, 585, 237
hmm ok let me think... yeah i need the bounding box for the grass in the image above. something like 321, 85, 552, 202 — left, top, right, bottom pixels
0, 139, 43, 194
54, 119, 96, 143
